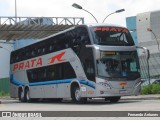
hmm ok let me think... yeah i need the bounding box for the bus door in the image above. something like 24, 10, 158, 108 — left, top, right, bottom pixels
74, 27, 96, 82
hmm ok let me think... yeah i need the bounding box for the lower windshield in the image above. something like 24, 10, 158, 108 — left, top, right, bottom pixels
97, 51, 140, 80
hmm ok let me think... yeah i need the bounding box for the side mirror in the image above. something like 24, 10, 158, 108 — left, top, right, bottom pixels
145, 49, 150, 60
136, 46, 150, 59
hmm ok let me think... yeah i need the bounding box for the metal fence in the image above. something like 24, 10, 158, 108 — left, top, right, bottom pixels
0, 17, 84, 25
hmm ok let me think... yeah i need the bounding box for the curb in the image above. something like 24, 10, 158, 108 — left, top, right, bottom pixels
0, 96, 11, 100
122, 95, 160, 100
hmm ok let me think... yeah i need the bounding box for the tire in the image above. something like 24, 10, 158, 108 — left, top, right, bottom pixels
25, 88, 32, 103
105, 97, 121, 103
18, 89, 26, 102
71, 87, 87, 104
24, 89, 38, 103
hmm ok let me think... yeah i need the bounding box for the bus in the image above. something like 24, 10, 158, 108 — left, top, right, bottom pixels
10, 24, 142, 103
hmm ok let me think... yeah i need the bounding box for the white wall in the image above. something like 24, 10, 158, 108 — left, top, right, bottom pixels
137, 10, 160, 54
137, 10, 160, 78
0, 42, 14, 78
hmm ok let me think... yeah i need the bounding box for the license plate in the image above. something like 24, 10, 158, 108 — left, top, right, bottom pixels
119, 90, 128, 94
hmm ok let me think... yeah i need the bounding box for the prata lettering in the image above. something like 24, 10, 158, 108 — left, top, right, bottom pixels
94, 27, 129, 33
13, 58, 42, 71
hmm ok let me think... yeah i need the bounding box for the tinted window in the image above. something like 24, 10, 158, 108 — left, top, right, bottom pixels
10, 27, 91, 64
27, 62, 76, 83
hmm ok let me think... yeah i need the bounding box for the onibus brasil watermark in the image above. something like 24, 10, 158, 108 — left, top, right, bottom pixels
1, 112, 42, 118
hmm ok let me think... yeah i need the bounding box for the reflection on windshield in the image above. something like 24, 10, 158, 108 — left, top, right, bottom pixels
90, 27, 134, 46
97, 51, 140, 80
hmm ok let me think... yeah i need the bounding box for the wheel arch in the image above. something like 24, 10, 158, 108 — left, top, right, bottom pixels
70, 80, 81, 97
24, 85, 30, 91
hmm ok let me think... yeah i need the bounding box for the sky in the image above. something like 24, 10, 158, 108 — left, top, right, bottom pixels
0, 0, 160, 26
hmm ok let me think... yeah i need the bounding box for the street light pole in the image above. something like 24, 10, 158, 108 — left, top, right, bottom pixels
147, 28, 160, 52
72, 3, 98, 23
15, 0, 17, 17
15, 0, 17, 23
102, 9, 125, 23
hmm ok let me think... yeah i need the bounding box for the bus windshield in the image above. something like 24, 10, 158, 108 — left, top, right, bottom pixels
97, 51, 140, 80
90, 26, 134, 46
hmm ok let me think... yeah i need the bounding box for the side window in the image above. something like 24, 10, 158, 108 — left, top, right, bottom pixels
47, 64, 63, 80
11, 52, 16, 63
56, 34, 66, 50
65, 30, 76, 48
38, 70, 45, 81
27, 62, 76, 82
63, 62, 76, 79
48, 44, 54, 53
54, 64, 63, 80
47, 67, 55, 80
47, 38, 56, 53
68, 27, 91, 55
83, 54, 95, 81
76, 27, 91, 45
16, 55, 19, 62
27, 70, 38, 83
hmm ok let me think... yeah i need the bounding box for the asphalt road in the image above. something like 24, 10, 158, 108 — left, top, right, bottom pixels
0, 98, 160, 120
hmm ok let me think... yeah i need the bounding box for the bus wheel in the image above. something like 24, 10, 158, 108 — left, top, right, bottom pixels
18, 89, 25, 102
72, 87, 87, 104
25, 88, 32, 103
105, 97, 121, 103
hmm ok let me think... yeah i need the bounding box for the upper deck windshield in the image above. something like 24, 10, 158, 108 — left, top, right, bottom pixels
90, 26, 134, 46
97, 51, 140, 80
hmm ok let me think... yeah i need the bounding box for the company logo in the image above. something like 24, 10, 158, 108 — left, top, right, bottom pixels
120, 82, 127, 89
48, 51, 66, 64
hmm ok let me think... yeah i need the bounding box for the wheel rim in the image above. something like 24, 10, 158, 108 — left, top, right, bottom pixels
75, 88, 81, 101
26, 90, 30, 101
20, 90, 23, 100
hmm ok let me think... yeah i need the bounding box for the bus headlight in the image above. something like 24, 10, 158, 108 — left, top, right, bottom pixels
98, 82, 111, 89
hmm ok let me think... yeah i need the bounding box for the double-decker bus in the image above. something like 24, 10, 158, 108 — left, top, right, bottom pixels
10, 24, 142, 103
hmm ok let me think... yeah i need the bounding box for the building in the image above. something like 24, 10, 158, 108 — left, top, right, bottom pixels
126, 10, 160, 79
0, 41, 13, 78
137, 11, 160, 79
126, 16, 138, 45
